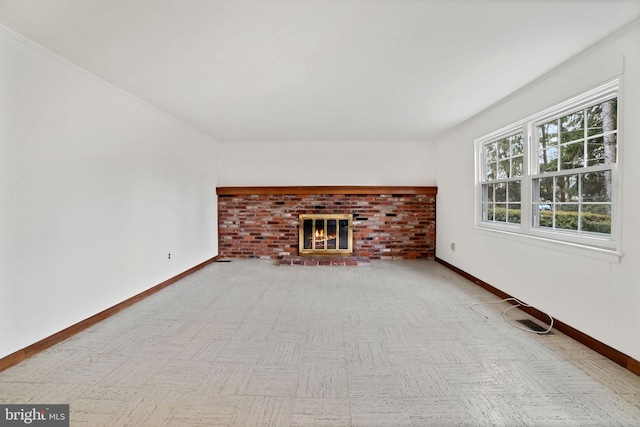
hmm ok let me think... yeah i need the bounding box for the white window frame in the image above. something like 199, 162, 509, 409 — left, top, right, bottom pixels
475, 79, 621, 255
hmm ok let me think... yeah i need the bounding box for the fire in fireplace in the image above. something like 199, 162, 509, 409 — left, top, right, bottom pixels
299, 214, 353, 255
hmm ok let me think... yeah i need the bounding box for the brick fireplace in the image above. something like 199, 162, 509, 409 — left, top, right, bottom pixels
217, 186, 437, 259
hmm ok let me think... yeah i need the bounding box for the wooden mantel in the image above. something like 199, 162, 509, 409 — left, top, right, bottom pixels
216, 186, 438, 196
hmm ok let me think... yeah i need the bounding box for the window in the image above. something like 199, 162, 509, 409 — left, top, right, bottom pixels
481, 132, 523, 224
476, 80, 619, 250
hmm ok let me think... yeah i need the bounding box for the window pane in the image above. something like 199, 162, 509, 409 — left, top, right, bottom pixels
495, 204, 507, 221
556, 204, 579, 231
560, 141, 584, 169
587, 103, 603, 137
587, 135, 616, 166
511, 156, 523, 177
484, 183, 494, 203
582, 171, 611, 203
498, 160, 510, 179
538, 120, 558, 148
484, 203, 494, 221
560, 110, 584, 143
586, 136, 605, 166
539, 177, 554, 204
508, 181, 521, 202
495, 183, 506, 202
539, 209, 553, 228
498, 138, 510, 159
588, 99, 617, 136
510, 134, 523, 156
540, 147, 558, 173
555, 174, 579, 202
507, 204, 521, 224
486, 162, 496, 180
485, 142, 497, 163
581, 205, 611, 234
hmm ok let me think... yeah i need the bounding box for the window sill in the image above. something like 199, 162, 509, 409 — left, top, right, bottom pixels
474, 225, 623, 263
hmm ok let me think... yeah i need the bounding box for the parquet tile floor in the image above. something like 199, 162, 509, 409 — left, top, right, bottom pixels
2, 259, 640, 426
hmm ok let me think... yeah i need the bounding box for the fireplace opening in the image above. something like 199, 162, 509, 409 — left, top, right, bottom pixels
299, 214, 352, 255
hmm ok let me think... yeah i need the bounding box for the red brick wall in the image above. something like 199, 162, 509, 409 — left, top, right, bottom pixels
218, 191, 436, 259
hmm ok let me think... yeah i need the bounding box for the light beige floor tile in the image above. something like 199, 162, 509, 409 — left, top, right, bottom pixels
309, 314, 343, 325
167, 394, 241, 427
350, 397, 412, 426
143, 359, 212, 391
306, 324, 344, 343
70, 386, 153, 426
383, 342, 433, 365
244, 366, 301, 397
229, 396, 293, 427
244, 310, 281, 324
404, 397, 474, 426
51, 352, 130, 385
378, 324, 418, 341
436, 363, 506, 396
231, 323, 274, 341
269, 325, 308, 342
161, 319, 207, 338
208, 309, 250, 323
345, 342, 391, 366
343, 326, 382, 342
621, 393, 640, 408
98, 357, 168, 388
112, 389, 183, 427
511, 393, 621, 425
258, 342, 304, 366
191, 338, 228, 362
572, 356, 640, 393
198, 363, 254, 395
275, 311, 310, 326
215, 341, 267, 364
396, 365, 449, 398
291, 398, 350, 427
136, 335, 198, 359
195, 321, 241, 340
297, 366, 348, 398
347, 367, 404, 398
460, 394, 529, 425
302, 344, 346, 366
571, 393, 640, 425
0, 382, 88, 405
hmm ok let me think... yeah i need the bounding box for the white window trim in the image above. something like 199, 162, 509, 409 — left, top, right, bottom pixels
474, 79, 623, 260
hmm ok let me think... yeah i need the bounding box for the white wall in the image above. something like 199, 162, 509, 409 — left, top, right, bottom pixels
435, 22, 640, 361
0, 28, 220, 359
220, 140, 436, 186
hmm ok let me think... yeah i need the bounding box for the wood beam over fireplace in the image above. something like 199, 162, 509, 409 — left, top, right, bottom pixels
217, 186, 437, 196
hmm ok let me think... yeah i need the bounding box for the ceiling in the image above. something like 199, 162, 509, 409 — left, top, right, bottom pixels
1, 0, 639, 143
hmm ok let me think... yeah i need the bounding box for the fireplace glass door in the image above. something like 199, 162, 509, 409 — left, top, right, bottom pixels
299, 214, 352, 255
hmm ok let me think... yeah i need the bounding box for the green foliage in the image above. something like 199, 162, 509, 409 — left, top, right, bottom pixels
490, 207, 521, 224
539, 210, 610, 234
489, 208, 611, 234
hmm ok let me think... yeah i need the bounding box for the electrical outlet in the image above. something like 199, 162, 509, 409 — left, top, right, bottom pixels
168, 252, 171, 259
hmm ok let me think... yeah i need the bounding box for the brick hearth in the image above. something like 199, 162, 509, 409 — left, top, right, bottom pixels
217, 186, 437, 260
278, 256, 372, 266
